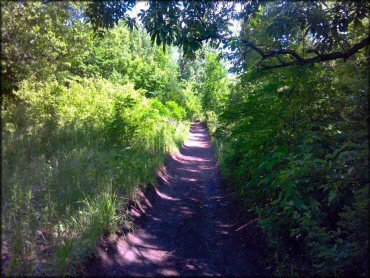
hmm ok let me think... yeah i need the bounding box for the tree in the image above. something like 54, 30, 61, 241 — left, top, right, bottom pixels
84, 0, 370, 71
1, 2, 92, 96
233, 1, 370, 70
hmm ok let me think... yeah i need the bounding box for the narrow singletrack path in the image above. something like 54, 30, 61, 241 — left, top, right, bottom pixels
88, 122, 260, 276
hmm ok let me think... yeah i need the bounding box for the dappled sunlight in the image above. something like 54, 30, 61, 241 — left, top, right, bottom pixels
178, 206, 195, 216
183, 139, 211, 149
92, 122, 256, 276
157, 166, 173, 186
171, 152, 212, 164
99, 231, 173, 267
154, 187, 180, 202
177, 168, 200, 173
3, 1, 367, 276
179, 177, 198, 182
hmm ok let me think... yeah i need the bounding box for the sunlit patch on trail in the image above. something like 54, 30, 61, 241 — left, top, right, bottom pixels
184, 137, 211, 148
172, 153, 212, 164
179, 177, 198, 182
157, 166, 172, 185
99, 232, 172, 266
157, 268, 179, 275
155, 187, 179, 201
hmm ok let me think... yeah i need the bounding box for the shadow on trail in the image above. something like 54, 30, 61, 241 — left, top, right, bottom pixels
87, 122, 264, 276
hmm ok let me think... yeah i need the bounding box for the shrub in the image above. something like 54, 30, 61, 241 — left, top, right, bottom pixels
213, 61, 368, 276
1, 77, 189, 275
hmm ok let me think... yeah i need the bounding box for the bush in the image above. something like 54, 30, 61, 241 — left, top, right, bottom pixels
213, 61, 368, 276
166, 101, 187, 120
1, 77, 189, 275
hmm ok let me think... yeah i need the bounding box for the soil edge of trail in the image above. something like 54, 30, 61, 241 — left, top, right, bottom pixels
83, 121, 271, 276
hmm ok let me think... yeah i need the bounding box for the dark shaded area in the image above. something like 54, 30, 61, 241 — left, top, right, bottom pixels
85, 122, 268, 276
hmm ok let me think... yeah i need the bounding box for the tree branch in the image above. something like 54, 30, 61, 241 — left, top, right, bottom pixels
241, 35, 370, 70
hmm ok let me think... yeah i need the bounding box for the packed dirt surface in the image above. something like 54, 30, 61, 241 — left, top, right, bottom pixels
86, 122, 264, 276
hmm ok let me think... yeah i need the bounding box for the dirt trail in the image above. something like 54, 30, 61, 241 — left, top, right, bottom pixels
87, 122, 262, 276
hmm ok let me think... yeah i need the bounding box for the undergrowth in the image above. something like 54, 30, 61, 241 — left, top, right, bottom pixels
211, 60, 369, 276
1, 78, 189, 276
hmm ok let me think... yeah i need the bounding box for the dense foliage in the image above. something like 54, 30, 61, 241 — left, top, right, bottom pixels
85, 1, 369, 65
213, 60, 368, 276
208, 2, 369, 276
1, 2, 194, 276
1, 1, 368, 277
2, 77, 189, 273
170, 1, 369, 276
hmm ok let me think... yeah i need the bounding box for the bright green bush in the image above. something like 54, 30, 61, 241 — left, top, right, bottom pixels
1, 77, 189, 275
83, 23, 180, 98
180, 81, 204, 120
179, 49, 230, 126
166, 101, 187, 120
1, 4, 191, 274
1, 2, 92, 96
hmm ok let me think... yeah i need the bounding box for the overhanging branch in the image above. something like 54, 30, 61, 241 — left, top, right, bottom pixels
241, 35, 370, 70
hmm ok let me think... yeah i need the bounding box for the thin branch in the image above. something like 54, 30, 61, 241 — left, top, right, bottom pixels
241, 35, 370, 70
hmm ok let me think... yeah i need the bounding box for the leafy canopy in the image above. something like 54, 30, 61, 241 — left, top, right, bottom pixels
85, 0, 369, 69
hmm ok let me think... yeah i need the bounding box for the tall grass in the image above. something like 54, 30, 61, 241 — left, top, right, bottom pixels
1, 77, 189, 276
